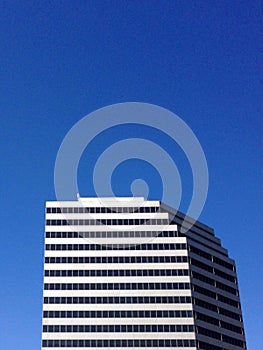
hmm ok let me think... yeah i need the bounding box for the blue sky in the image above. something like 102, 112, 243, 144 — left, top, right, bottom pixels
0, 1, 262, 348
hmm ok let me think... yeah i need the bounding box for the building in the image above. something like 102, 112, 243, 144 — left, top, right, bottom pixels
42, 197, 246, 349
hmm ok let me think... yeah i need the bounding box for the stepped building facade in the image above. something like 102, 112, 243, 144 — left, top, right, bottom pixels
42, 197, 246, 349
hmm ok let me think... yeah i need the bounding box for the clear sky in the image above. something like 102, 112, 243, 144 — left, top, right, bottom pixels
0, 1, 262, 349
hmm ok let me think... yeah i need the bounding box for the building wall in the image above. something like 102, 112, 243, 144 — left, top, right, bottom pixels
42, 197, 246, 350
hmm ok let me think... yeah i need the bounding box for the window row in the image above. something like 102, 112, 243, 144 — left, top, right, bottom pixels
45, 255, 188, 264
44, 282, 190, 291
43, 309, 193, 319
46, 219, 169, 226
198, 327, 219, 340
216, 280, 238, 295
219, 306, 242, 321
197, 327, 245, 348
192, 271, 237, 295
221, 334, 245, 348
190, 258, 236, 283
43, 324, 194, 333
194, 298, 242, 321
192, 284, 239, 308
46, 206, 161, 214
44, 295, 191, 305
187, 228, 221, 247
44, 268, 189, 277
42, 338, 196, 348
215, 268, 236, 282
195, 312, 243, 334
213, 256, 235, 271
45, 243, 187, 251
198, 341, 227, 350
189, 246, 235, 271
45, 231, 180, 238
188, 236, 227, 257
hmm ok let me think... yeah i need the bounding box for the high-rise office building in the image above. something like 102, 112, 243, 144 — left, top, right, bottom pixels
42, 197, 246, 349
